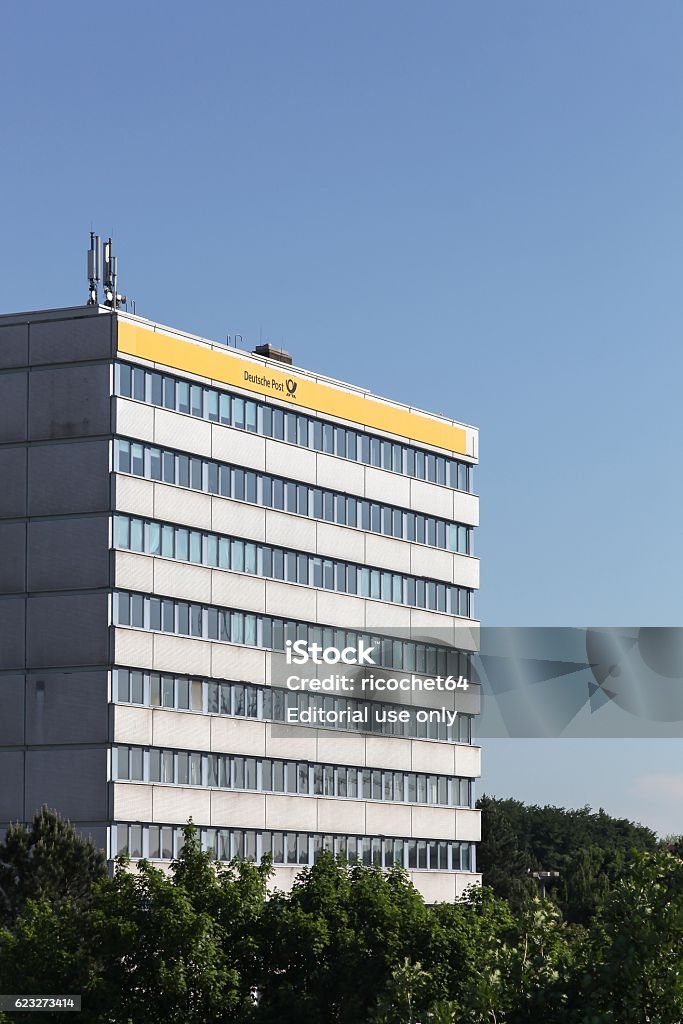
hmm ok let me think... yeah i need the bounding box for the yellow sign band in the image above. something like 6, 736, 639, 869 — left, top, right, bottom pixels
117, 320, 468, 455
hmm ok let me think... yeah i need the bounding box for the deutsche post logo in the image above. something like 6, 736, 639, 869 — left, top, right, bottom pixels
286, 378, 298, 396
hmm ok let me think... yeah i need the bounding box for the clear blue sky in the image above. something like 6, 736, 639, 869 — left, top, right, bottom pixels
3, 1, 683, 834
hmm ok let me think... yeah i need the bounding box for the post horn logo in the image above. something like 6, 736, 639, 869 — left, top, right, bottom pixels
286, 378, 298, 396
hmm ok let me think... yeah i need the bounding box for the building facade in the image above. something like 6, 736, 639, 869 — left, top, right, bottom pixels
0, 304, 481, 901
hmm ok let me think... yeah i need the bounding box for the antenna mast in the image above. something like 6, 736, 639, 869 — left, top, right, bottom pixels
86, 230, 133, 310
87, 232, 101, 305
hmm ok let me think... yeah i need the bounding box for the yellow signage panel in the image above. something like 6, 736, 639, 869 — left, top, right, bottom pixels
117, 320, 468, 455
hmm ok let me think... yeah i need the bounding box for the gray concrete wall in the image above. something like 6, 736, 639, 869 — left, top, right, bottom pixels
25, 671, 109, 746
0, 310, 114, 833
28, 439, 110, 516
29, 363, 111, 441
27, 516, 109, 592
25, 747, 108, 822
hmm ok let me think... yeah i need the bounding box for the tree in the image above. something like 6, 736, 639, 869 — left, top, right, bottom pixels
476, 796, 536, 910
0, 807, 106, 927
88, 823, 265, 1023
255, 853, 435, 1024
571, 851, 683, 1024
0, 896, 99, 1023
661, 834, 683, 858
476, 796, 657, 924
369, 959, 442, 1024
0, 822, 268, 1024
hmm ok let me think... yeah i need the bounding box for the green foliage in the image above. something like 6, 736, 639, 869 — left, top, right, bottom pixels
568, 851, 683, 1024
255, 853, 435, 1023
2, 808, 683, 1024
661, 833, 683, 858
476, 795, 657, 923
0, 806, 106, 927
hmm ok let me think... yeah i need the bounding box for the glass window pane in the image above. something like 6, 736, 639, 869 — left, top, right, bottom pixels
176, 677, 189, 709
162, 377, 175, 409
116, 668, 130, 702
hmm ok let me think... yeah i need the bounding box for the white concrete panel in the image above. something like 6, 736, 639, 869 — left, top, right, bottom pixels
153, 709, 211, 751
452, 554, 479, 590
271, 866, 298, 892
316, 522, 365, 562
266, 794, 317, 831
409, 545, 455, 584
411, 806, 456, 840
317, 799, 365, 834
452, 491, 479, 528
455, 872, 482, 897
265, 440, 317, 485
265, 724, 318, 761
316, 454, 365, 495
211, 498, 266, 541
153, 785, 210, 824
452, 621, 480, 654
114, 551, 155, 594
411, 741, 456, 775
454, 744, 481, 778
315, 591, 365, 629
365, 600, 412, 632
364, 467, 411, 508
455, 808, 481, 842
315, 731, 367, 766
408, 609, 455, 644
211, 790, 266, 828
154, 484, 212, 530
113, 474, 155, 518
154, 559, 212, 603
265, 579, 316, 621
365, 736, 412, 771
210, 643, 267, 684
155, 408, 212, 457
113, 628, 154, 671
152, 634, 211, 676
409, 479, 454, 520
113, 782, 153, 821
113, 705, 153, 746
451, 685, 480, 717
210, 717, 266, 757
265, 508, 317, 551
410, 871, 456, 904
210, 572, 265, 613
366, 802, 412, 836
115, 399, 155, 442
364, 533, 411, 573
212, 428, 266, 470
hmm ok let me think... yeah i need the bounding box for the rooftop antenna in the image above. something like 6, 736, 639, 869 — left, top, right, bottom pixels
102, 236, 127, 309
87, 232, 101, 305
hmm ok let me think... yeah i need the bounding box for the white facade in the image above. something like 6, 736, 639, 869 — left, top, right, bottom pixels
0, 304, 481, 901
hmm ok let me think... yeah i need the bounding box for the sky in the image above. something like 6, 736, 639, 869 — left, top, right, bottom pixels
2, 1, 683, 834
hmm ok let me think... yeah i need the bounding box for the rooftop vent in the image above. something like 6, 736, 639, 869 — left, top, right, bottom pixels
253, 343, 292, 366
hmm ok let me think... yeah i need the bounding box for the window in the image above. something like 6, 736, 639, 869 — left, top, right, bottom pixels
115, 365, 476, 494
114, 662, 474, 748
115, 439, 470, 553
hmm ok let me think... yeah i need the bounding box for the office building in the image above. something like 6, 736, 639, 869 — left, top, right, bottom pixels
0, 298, 480, 900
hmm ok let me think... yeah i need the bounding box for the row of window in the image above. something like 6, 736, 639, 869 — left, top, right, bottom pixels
112, 822, 476, 872
116, 362, 475, 493
113, 593, 472, 678
113, 745, 473, 807
114, 514, 474, 618
114, 439, 473, 555
114, 668, 475, 744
